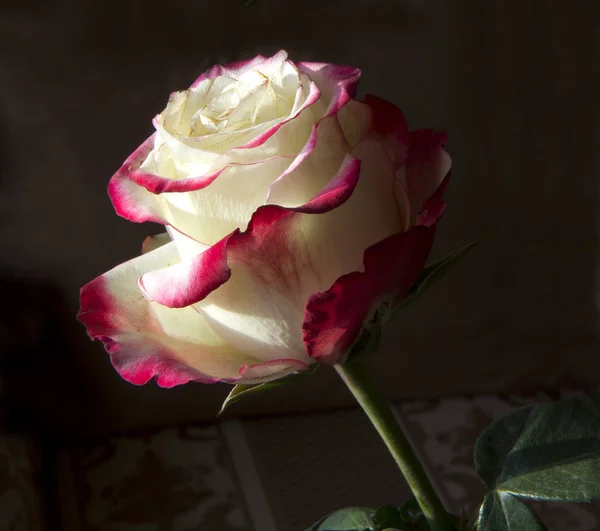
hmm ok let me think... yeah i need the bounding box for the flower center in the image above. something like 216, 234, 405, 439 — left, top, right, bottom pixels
161, 64, 299, 139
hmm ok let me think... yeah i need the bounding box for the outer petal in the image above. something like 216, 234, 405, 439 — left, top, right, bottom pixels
77, 241, 258, 387
362, 95, 450, 229
139, 237, 231, 308
303, 226, 436, 364
108, 136, 166, 225
299, 105, 450, 363
337, 99, 373, 149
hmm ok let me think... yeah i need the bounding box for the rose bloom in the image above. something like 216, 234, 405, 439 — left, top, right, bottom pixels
78, 51, 450, 387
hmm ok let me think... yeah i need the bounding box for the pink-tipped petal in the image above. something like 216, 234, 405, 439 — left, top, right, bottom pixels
297, 61, 362, 117
108, 343, 220, 388
139, 237, 231, 308
129, 164, 222, 194
114, 154, 294, 244
108, 135, 167, 224
267, 114, 354, 208
239, 81, 320, 149
303, 225, 436, 364
78, 242, 258, 387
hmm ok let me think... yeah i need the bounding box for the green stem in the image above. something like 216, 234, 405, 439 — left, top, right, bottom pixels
334, 361, 453, 531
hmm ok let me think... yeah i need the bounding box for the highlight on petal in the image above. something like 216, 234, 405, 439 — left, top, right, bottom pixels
77, 241, 258, 387
303, 225, 436, 364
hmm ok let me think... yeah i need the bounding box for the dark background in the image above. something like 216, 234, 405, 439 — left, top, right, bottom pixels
1, 0, 599, 437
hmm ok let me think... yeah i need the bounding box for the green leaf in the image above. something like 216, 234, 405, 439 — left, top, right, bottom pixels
306, 507, 375, 530
474, 406, 535, 490
474, 392, 600, 501
218, 365, 317, 415
394, 241, 479, 313
477, 492, 546, 531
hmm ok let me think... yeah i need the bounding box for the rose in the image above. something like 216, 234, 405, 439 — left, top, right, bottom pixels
78, 50, 451, 388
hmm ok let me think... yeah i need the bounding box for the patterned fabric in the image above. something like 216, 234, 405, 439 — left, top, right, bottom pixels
61, 425, 250, 531
0, 435, 45, 531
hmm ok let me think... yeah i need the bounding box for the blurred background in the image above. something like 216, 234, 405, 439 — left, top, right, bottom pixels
1, 0, 600, 530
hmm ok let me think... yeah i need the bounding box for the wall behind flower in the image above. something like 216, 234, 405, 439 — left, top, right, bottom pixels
1, 0, 599, 434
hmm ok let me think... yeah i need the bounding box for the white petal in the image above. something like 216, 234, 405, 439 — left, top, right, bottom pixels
159, 156, 293, 244
80, 242, 256, 382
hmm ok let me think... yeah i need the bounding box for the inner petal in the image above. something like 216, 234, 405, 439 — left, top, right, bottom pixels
224, 74, 293, 131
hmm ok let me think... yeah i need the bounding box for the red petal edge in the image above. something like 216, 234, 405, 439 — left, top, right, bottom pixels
78, 276, 220, 387
303, 225, 437, 365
